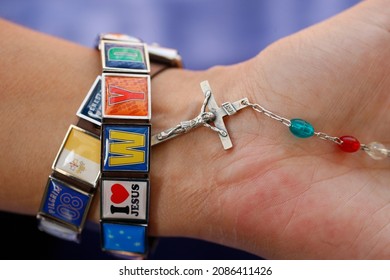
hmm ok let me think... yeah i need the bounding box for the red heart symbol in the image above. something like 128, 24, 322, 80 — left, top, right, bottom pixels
111, 183, 129, 204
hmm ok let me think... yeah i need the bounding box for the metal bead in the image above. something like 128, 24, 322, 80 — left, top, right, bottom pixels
365, 142, 388, 160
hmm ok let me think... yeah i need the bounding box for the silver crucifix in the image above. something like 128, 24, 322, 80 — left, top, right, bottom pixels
151, 80, 249, 150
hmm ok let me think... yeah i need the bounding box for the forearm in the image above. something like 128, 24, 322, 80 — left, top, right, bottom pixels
0, 19, 101, 215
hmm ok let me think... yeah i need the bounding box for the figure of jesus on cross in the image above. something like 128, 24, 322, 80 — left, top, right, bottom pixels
151, 81, 249, 150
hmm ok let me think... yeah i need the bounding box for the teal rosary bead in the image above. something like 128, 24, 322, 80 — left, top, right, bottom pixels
289, 119, 315, 138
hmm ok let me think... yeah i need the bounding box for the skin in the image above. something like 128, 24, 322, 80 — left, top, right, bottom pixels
0, 0, 389, 259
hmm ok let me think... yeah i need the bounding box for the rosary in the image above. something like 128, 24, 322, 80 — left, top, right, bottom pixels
152, 80, 389, 160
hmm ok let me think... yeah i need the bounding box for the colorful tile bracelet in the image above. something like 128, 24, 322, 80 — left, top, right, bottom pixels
37, 78, 102, 243
97, 33, 182, 259
98, 35, 151, 259
37, 34, 182, 255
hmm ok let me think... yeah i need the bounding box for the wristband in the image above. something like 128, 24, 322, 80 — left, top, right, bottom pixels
36, 77, 102, 242
98, 34, 152, 259
98, 34, 182, 259
37, 33, 182, 252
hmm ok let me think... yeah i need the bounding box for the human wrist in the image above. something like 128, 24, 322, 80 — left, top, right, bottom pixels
142, 62, 258, 238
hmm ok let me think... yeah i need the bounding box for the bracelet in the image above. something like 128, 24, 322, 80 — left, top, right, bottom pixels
37, 33, 182, 252
98, 33, 152, 260
152, 80, 389, 160
36, 78, 102, 242
97, 33, 182, 259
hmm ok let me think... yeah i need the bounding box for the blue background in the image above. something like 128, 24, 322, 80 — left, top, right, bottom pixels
0, 0, 360, 260
102, 223, 146, 254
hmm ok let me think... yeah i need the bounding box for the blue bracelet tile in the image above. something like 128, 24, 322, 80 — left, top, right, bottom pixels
102, 222, 147, 254
39, 177, 92, 229
77, 76, 102, 126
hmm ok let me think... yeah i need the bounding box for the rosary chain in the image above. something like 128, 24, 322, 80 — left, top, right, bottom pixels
243, 100, 344, 145
314, 132, 343, 145
240, 97, 388, 160
242, 100, 291, 127
360, 144, 370, 152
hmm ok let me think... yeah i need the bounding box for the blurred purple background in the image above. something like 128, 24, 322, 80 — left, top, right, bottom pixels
0, 0, 360, 259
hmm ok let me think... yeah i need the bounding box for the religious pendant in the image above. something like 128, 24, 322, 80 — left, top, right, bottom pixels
151, 80, 249, 150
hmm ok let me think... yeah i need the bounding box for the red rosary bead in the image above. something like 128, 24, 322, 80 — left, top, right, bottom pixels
339, 136, 361, 153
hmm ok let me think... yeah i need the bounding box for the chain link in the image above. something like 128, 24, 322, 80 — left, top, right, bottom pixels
242, 100, 291, 127
360, 144, 369, 152
314, 132, 342, 145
